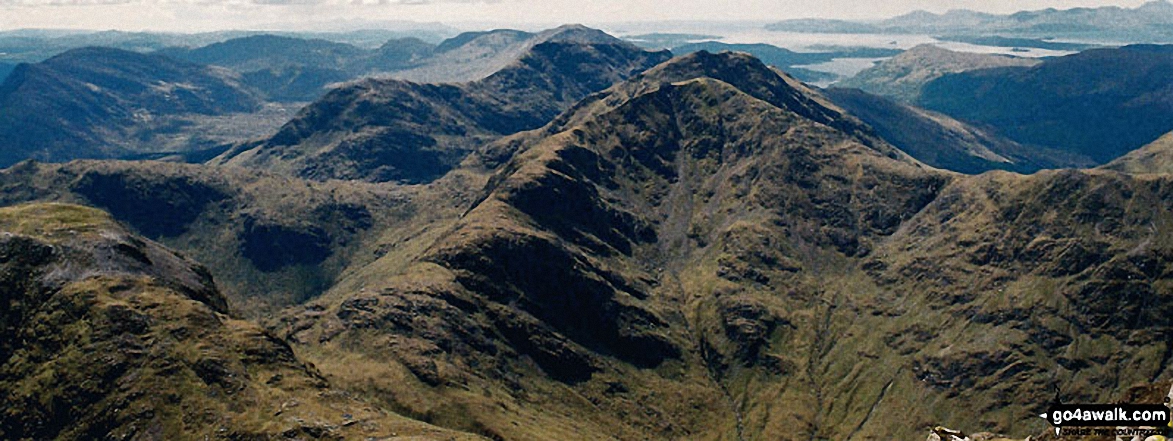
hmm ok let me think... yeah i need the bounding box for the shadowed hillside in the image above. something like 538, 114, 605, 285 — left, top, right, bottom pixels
823, 87, 1094, 173
213, 27, 671, 183
919, 44, 1173, 164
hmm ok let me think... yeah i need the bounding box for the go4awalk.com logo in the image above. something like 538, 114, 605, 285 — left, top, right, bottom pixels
1040, 384, 1173, 439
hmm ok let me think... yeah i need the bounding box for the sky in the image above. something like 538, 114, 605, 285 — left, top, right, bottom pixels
0, 0, 1157, 33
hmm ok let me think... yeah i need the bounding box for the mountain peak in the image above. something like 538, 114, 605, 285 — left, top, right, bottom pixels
1139, 0, 1173, 11
535, 24, 627, 46
633, 50, 852, 131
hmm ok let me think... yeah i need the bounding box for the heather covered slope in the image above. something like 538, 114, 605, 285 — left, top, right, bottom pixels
213, 29, 671, 183
0, 203, 481, 440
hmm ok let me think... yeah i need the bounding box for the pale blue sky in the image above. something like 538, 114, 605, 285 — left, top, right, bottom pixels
0, 0, 1155, 32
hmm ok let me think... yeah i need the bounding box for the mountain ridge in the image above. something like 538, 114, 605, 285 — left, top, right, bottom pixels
213, 33, 672, 183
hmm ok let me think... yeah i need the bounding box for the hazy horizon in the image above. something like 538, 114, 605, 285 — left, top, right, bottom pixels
0, 0, 1159, 33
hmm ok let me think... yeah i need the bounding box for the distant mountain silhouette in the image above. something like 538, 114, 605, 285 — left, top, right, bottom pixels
768, 1, 1173, 41
160, 34, 435, 101
0, 47, 264, 167
670, 41, 899, 84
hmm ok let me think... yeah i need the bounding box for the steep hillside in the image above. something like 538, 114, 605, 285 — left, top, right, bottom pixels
264, 51, 1173, 440
270, 51, 958, 440
847, 169, 1173, 438
213, 31, 671, 183
0, 47, 266, 167
835, 44, 1039, 103
919, 44, 1173, 163
0, 160, 408, 315
0, 202, 480, 440
823, 87, 1092, 173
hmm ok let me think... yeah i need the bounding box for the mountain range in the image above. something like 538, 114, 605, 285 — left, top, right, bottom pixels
158, 34, 436, 102
767, 0, 1173, 42
211, 26, 671, 183
830, 43, 1173, 172
2, 24, 1173, 441
0, 47, 269, 168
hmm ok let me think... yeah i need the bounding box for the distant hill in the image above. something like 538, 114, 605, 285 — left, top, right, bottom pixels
0, 27, 455, 65
767, 1, 1173, 42
835, 44, 1039, 103
160, 34, 435, 101
386, 24, 626, 83
919, 44, 1173, 163
214, 27, 672, 183
0, 62, 12, 83
156, 26, 636, 101
823, 87, 1091, 174
0, 47, 266, 168
160, 34, 370, 72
